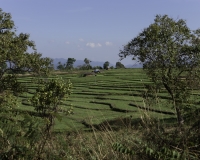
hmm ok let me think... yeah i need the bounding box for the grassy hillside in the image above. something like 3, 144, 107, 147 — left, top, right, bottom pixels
15, 68, 186, 132
1, 68, 199, 159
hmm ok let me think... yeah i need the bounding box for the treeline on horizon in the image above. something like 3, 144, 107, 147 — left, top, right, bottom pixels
55, 58, 127, 70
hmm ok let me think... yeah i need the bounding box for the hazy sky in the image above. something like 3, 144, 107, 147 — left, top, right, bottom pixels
1, 0, 200, 65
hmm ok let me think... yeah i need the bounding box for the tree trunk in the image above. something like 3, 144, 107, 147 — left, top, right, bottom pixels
175, 106, 184, 126
162, 80, 184, 126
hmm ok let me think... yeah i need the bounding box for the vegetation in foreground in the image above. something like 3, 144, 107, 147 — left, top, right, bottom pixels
0, 8, 200, 159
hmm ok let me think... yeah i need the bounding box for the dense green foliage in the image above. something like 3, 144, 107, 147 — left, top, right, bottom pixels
66, 58, 76, 70
57, 58, 76, 71
0, 8, 73, 159
118, 14, 200, 159
0, 9, 52, 78
119, 14, 200, 125
103, 61, 110, 69
116, 61, 125, 68
83, 58, 92, 69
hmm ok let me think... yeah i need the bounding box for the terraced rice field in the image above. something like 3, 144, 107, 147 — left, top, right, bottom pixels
16, 69, 200, 132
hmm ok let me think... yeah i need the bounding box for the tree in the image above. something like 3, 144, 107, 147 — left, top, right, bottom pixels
57, 61, 65, 70
31, 78, 72, 133
84, 58, 92, 69
65, 58, 76, 70
103, 61, 110, 69
0, 8, 52, 94
0, 8, 72, 158
0, 10, 52, 79
119, 15, 200, 125
84, 58, 91, 65
116, 62, 125, 69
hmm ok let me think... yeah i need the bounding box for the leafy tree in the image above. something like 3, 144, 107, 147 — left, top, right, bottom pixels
0, 11, 52, 78
84, 58, 92, 69
0, 8, 72, 159
84, 58, 91, 65
31, 77, 72, 134
103, 61, 110, 69
57, 61, 65, 70
65, 58, 76, 70
0, 8, 52, 94
119, 15, 200, 125
116, 62, 125, 69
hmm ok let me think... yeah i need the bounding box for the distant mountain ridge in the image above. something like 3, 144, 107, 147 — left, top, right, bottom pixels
52, 58, 142, 69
